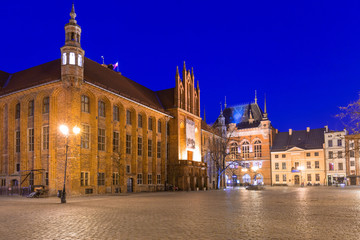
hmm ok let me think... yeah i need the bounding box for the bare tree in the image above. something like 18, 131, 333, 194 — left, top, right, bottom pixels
337, 95, 360, 134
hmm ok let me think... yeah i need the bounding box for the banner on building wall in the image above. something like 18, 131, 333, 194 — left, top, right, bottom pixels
186, 119, 195, 149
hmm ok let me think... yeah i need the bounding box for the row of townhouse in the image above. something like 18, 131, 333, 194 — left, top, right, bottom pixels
271, 126, 360, 186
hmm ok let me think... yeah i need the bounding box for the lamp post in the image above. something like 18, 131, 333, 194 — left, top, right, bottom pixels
59, 124, 80, 204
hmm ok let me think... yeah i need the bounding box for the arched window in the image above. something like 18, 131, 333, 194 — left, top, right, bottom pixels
254, 140, 262, 157
62, 53, 67, 65
69, 52, 75, 65
230, 142, 238, 159
242, 141, 250, 159
43, 97, 49, 114
78, 54, 82, 67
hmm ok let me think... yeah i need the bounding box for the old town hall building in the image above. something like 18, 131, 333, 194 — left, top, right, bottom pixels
0, 5, 207, 195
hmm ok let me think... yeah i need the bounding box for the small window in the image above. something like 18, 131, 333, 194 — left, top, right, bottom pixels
98, 128, 105, 151
275, 155, 279, 159
98, 101, 105, 117
43, 97, 49, 114
158, 120, 161, 133
328, 140, 333, 147
81, 124, 90, 149
81, 95, 90, 113
16, 163, 20, 172
126, 135, 132, 154
28, 100, 34, 117
337, 139, 342, 146
329, 162, 334, 171
126, 110, 132, 125
28, 128, 34, 152
338, 162, 343, 170
157, 141, 161, 158
350, 150, 355, 158
306, 152, 310, 157
148, 117, 153, 131
282, 162, 286, 170
157, 174, 161, 184
112, 172, 119, 185
138, 137, 142, 156
275, 163, 279, 170
275, 174, 279, 182
282, 174, 286, 182
15, 131, 20, 153
69, 52, 75, 65
113, 132, 119, 152
307, 161, 311, 169
126, 165, 131, 174
138, 114, 143, 128
282, 154, 286, 158
315, 174, 320, 182
148, 174, 152, 185
351, 161, 355, 167
43, 126, 49, 150
315, 161, 319, 169
137, 173, 143, 184
113, 106, 119, 121
148, 139, 152, 157
97, 172, 105, 186
329, 151, 333, 159
307, 174, 312, 182
338, 151, 343, 158
15, 103, 20, 119
45, 172, 49, 186
314, 152, 319, 156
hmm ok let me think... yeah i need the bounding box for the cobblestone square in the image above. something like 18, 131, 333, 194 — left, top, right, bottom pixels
1, 187, 360, 239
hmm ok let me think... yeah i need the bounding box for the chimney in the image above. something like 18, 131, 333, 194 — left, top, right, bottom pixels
325, 125, 328, 132
289, 129, 292, 135
307, 127, 310, 132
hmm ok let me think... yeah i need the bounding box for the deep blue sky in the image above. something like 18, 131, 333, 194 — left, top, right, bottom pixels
2, 0, 360, 131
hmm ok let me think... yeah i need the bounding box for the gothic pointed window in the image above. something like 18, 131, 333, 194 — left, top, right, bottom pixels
230, 142, 238, 159
62, 53, 67, 65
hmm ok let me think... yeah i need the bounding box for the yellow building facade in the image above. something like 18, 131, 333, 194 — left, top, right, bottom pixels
271, 128, 326, 186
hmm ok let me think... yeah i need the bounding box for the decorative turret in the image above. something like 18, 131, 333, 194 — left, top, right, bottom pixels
60, 4, 85, 87
263, 93, 268, 119
217, 103, 227, 137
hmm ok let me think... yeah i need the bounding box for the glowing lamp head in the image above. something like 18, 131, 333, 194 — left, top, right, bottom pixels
252, 166, 259, 172
59, 125, 69, 136
73, 126, 80, 135
297, 166, 304, 171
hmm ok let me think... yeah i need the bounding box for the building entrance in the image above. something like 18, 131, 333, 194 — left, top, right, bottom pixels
127, 178, 133, 192
294, 175, 300, 185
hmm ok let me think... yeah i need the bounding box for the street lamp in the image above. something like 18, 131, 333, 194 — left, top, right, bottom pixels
59, 124, 80, 203
297, 166, 305, 186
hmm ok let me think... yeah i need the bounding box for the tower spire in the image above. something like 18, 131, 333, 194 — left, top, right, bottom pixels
255, 90, 257, 104
224, 96, 227, 109
70, 3, 77, 24
203, 107, 206, 123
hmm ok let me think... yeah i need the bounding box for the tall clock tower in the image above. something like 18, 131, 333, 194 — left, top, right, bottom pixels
60, 4, 85, 87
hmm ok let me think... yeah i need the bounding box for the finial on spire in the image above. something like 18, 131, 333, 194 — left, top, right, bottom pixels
263, 93, 268, 119
70, 3, 77, 20
220, 102, 223, 114
224, 96, 227, 109
197, 80, 199, 90
176, 66, 179, 76
255, 90, 257, 104
183, 61, 186, 71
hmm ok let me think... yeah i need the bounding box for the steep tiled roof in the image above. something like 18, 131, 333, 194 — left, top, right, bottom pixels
0, 59, 61, 95
201, 120, 221, 136
0, 58, 172, 115
156, 88, 175, 109
272, 128, 325, 151
83, 58, 166, 113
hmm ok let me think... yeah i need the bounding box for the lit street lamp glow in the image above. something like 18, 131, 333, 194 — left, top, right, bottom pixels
251, 166, 259, 172
59, 124, 80, 204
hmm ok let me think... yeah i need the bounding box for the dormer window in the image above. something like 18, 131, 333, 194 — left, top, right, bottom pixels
69, 52, 75, 65
78, 54, 82, 67
62, 53, 67, 65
